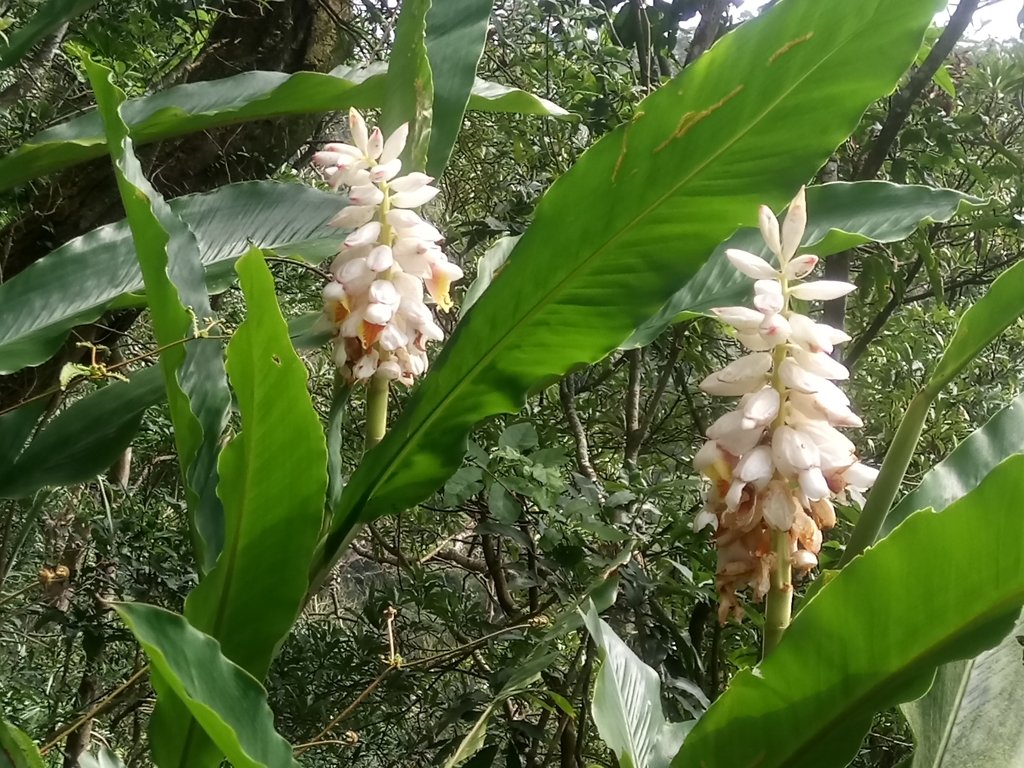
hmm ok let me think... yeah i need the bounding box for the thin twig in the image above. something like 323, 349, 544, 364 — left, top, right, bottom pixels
40, 667, 149, 755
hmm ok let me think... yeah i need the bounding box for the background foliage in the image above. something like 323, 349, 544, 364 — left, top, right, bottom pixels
2, 1, 1024, 767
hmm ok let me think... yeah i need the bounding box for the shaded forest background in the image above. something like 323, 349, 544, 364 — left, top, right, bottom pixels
2, 0, 1023, 765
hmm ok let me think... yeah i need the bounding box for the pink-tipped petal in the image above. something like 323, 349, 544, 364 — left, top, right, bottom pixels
725, 249, 779, 280
781, 187, 807, 264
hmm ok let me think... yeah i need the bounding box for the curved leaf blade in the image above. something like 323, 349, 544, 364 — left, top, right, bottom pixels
0, 0, 96, 69
905, 611, 1024, 768
384, 0, 433, 169
115, 603, 298, 768
0, 65, 563, 192
0, 367, 163, 499
674, 455, 1024, 768
879, 387, 1024, 767
0, 181, 345, 375
425, 0, 494, 176
318, 0, 946, 577
152, 249, 328, 768
583, 605, 693, 768
0, 719, 44, 768
624, 181, 981, 348
86, 57, 231, 571
926, 257, 1024, 393
843, 254, 1024, 562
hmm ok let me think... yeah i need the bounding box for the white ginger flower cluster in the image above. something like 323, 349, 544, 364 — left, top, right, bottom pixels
693, 187, 878, 623
311, 109, 463, 385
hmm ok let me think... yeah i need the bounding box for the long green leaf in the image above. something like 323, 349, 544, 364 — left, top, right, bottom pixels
0, 367, 163, 499
424, 0, 494, 176
0, 65, 564, 193
151, 248, 328, 768
842, 256, 1024, 563
624, 181, 980, 348
115, 603, 298, 768
0, 719, 43, 768
878, 390, 1024, 767
86, 57, 231, 571
383, 0, 433, 169
675, 455, 1024, 768
0, 400, 46, 470
0, 181, 344, 375
905, 610, 1024, 768
314, 0, 947, 584
0, 0, 97, 69
583, 605, 693, 768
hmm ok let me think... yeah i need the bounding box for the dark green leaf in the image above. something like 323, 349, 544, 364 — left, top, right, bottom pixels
86, 57, 231, 571
0, 181, 345, 375
0, 719, 43, 768
0, 64, 564, 193
425, 0, 494, 176
879, 386, 1024, 767
317, 0, 946, 580
115, 603, 298, 768
0, 367, 163, 500
926, 257, 1024, 393
153, 250, 328, 767
675, 456, 1024, 768
383, 0, 433, 169
0, 0, 97, 69
487, 482, 521, 523
624, 181, 980, 348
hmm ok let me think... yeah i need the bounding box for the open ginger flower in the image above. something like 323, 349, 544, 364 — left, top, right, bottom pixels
311, 109, 463, 385
694, 187, 877, 623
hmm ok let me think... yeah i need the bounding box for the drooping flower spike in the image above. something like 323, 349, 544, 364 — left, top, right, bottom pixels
694, 187, 877, 623
311, 109, 463, 385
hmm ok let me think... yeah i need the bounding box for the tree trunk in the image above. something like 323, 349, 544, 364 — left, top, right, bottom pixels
0, 0, 349, 410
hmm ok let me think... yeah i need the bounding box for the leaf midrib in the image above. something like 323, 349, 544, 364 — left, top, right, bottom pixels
750, 588, 1024, 768
338, 0, 901, 524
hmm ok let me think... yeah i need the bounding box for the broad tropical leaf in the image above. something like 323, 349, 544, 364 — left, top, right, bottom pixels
886, 395, 1024, 535
0, 367, 163, 499
151, 249, 328, 768
0, 181, 344, 375
624, 181, 980, 348
86, 58, 231, 572
583, 605, 693, 768
674, 456, 1024, 768
314, 0, 947, 585
383, 0, 433, 170
459, 235, 520, 318
904, 610, 1024, 768
0, 719, 43, 768
879, 391, 1024, 768
0, 399, 46, 469
0, 65, 565, 193
843, 255, 1024, 561
425, 0, 494, 176
81, 58, 226, 535
0, 0, 97, 69
115, 603, 298, 768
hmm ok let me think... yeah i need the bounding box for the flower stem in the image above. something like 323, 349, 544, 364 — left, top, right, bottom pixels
839, 388, 932, 566
763, 528, 793, 657
365, 376, 390, 451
